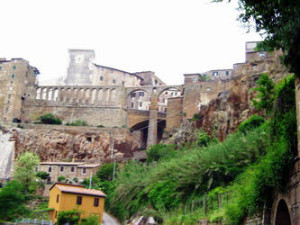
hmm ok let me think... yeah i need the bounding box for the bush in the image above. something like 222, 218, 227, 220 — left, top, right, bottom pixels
238, 115, 266, 134
58, 176, 66, 182
57, 209, 80, 225
196, 130, 214, 147
36, 171, 49, 181
81, 214, 100, 225
39, 113, 62, 125
0, 180, 28, 220
66, 119, 87, 126
96, 163, 116, 181
146, 144, 176, 164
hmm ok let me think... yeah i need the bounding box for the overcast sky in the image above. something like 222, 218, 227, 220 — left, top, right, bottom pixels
0, 0, 261, 85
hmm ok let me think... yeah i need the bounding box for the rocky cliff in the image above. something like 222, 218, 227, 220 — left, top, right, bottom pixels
1, 124, 143, 162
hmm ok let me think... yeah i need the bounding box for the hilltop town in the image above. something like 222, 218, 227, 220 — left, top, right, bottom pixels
0, 41, 297, 225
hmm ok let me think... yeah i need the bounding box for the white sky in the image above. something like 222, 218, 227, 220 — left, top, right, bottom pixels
0, 0, 261, 85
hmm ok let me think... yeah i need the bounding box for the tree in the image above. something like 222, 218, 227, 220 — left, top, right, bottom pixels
14, 152, 40, 193
96, 163, 117, 181
0, 180, 28, 220
214, 0, 300, 77
36, 171, 49, 181
251, 73, 275, 114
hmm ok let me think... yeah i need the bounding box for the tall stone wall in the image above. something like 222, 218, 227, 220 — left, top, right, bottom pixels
165, 97, 183, 132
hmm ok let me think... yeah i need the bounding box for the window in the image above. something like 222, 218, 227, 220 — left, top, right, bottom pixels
225, 71, 229, 76
56, 194, 60, 203
12, 65, 16, 70
131, 93, 136, 98
213, 72, 218, 76
122, 81, 125, 85
100, 76, 104, 81
60, 166, 64, 172
94, 198, 99, 207
131, 102, 134, 108
11, 74, 15, 78
71, 166, 75, 172
55, 211, 58, 218
0, 66, 2, 70
139, 102, 142, 107
48, 166, 52, 173
112, 79, 116, 84
259, 52, 266, 58
82, 168, 86, 174
139, 92, 144, 97
76, 196, 82, 205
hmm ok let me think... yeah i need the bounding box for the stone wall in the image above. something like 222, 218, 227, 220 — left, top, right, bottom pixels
165, 97, 183, 132
21, 101, 127, 127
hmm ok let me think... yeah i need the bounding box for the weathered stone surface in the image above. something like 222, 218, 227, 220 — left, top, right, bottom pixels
10, 124, 143, 162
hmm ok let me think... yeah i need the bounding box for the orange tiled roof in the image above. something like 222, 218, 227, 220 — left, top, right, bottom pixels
54, 183, 106, 197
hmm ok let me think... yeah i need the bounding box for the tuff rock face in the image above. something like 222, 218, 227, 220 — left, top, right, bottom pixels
196, 75, 261, 141
9, 124, 143, 162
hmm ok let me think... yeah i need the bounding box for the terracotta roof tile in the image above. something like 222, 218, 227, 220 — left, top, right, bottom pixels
55, 184, 106, 197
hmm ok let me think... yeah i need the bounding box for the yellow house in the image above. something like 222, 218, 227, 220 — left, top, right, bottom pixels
48, 183, 106, 224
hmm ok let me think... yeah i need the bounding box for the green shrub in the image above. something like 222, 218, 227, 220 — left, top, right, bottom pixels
58, 176, 66, 182
0, 180, 29, 220
57, 209, 80, 225
196, 130, 213, 147
36, 171, 49, 181
96, 163, 117, 181
81, 214, 100, 225
39, 113, 62, 125
238, 115, 266, 134
146, 144, 176, 164
66, 119, 87, 126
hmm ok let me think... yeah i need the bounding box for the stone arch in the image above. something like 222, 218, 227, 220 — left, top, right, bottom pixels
274, 199, 291, 225
53, 88, 59, 101
127, 89, 150, 110
157, 87, 183, 98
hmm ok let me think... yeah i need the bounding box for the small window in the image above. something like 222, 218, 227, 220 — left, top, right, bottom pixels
131, 93, 136, 98
122, 81, 125, 85
165, 91, 168, 95
164, 108, 167, 113
13, 65, 16, 70
213, 72, 218, 76
139, 92, 144, 97
82, 168, 86, 174
139, 102, 142, 107
71, 166, 75, 172
94, 198, 99, 207
225, 71, 229, 76
112, 79, 116, 84
55, 210, 58, 218
48, 166, 52, 173
60, 166, 64, 172
56, 194, 60, 203
11, 74, 15, 78
131, 102, 134, 108
76, 196, 82, 205
99, 76, 104, 81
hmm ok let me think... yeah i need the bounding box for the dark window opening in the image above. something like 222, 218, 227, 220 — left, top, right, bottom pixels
82, 168, 86, 174
13, 65, 16, 70
76, 196, 82, 205
56, 194, 60, 203
139, 92, 144, 97
86, 137, 92, 142
100, 76, 104, 81
131, 93, 136, 98
94, 198, 99, 207
112, 79, 116, 84
48, 166, 52, 173
60, 166, 64, 172
11, 74, 15, 78
71, 166, 75, 172
131, 102, 134, 108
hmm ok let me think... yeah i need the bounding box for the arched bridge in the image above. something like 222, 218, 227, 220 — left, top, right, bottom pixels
127, 109, 166, 129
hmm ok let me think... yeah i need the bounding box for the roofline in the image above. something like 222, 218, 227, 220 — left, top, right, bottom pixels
93, 63, 144, 81
61, 190, 106, 198
49, 182, 85, 191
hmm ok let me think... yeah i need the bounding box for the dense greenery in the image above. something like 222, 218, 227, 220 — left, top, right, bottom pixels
38, 113, 62, 125
57, 209, 80, 225
104, 74, 296, 224
14, 152, 40, 193
0, 181, 28, 221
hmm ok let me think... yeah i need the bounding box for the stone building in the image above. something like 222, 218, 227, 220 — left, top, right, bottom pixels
38, 162, 101, 183
0, 58, 39, 122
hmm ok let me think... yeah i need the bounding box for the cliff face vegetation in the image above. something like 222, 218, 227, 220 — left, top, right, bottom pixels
196, 75, 260, 141
10, 125, 143, 162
